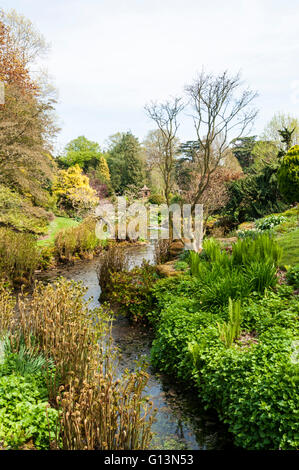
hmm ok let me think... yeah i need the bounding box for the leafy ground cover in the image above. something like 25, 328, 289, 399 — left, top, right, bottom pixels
107, 233, 299, 449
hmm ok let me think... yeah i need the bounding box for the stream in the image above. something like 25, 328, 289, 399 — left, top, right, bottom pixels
37, 243, 233, 450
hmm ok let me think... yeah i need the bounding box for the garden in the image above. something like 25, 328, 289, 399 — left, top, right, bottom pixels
0, 5, 299, 452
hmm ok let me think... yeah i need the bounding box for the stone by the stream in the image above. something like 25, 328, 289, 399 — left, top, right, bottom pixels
168, 240, 185, 258
216, 237, 238, 249
156, 260, 182, 277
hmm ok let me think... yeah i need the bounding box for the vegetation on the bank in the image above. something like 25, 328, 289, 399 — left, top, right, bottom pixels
0, 228, 39, 284
105, 233, 299, 450
0, 278, 155, 450
1, 5, 299, 453
37, 216, 79, 247
54, 217, 100, 261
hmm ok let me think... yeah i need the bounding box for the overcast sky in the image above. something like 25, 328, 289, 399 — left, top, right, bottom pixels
1, 0, 299, 153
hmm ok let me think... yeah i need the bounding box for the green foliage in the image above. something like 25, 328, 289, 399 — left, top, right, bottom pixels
0, 227, 39, 283
231, 234, 282, 266
108, 262, 158, 321
187, 235, 280, 308
0, 184, 49, 234
150, 275, 299, 449
196, 265, 252, 308
251, 140, 279, 171
243, 261, 277, 293
0, 373, 58, 449
58, 136, 102, 171
148, 194, 166, 205
107, 132, 145, 194
231, 136, 256, 171
217, 298, 242, 347
3, 339, 53, 377
225, 164, 287, 224
255, 214, 286, 231
150, 298, 214, 382
146, 233, 298, 448
174, 260, 189, 272
192, 326, 299, 449
53, 164, 98, 217
262, 112, 299, 149
54, 218, 100, 261
278, 145, 299, 204
286, 265, 299, 289
37, 216, 79, 247
237, 229, 260, 239
0, 339, 57, 450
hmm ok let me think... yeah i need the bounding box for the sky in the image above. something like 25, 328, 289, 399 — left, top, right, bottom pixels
1, 0, 299, 153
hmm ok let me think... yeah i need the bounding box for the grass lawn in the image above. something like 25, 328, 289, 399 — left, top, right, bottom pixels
37, 216, 80, 247
277, 227, 299, 267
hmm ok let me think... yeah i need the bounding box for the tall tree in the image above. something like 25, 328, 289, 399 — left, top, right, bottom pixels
0, 20, 35, 92
1, 9, 49, 68
144, 98, 183, 204
278, 127, 295, 153
0, 13, 58, 207
59, 136, 102, 171
262, 112, 299, 148
185, 70, 258, 212
251, 140, 280, 171
278, 145, 299, 204
107, 132, 145, 194
231, 136, 257, 171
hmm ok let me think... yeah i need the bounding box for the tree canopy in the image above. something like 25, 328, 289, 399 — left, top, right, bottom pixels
107, 132, 145, 194
278, 145, 299, 204
58, 136, 103, 171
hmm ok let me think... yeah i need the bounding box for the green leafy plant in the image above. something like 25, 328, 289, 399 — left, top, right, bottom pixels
255, 214, 286, 231
108, 262, 158, 321
174, 260, 189, 272
217, 298, 242, 347
148, 194, 166, 205
3, 338, 54, 377
0, 374, 58, 449
278, 145, 299, 203
231, 233, 282, 266
286, 265, 299, 288
243, 261, 277, 293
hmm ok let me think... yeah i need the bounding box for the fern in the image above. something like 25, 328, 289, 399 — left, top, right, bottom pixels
218, 298, 242, 347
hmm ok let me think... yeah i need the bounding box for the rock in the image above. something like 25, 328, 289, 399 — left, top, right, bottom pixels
169, 240, 185, 258
156, 260, 181, 278
216, 237, 238, 250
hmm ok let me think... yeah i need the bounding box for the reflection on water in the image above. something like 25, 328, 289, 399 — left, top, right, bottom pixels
37, 243, 233, 450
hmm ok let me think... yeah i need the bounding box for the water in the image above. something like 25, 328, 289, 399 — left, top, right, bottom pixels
37, 244, 233, 450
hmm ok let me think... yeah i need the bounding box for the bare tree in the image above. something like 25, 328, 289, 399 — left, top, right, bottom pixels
185, 70, 258, 211
1, 9, 49, 67
145, 97, 184, 204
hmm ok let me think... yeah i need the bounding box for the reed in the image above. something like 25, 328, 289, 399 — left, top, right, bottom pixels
0, 228, 38, 283
11, 278, 154, 450
55, 218, 100, 261
0, 279, 15, 338
97, 244, 127, 297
